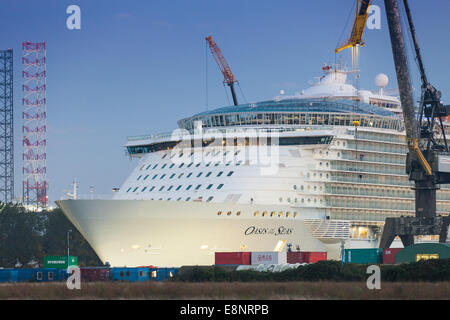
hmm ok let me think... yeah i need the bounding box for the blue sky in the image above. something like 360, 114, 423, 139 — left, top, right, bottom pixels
1, 0, 449, 204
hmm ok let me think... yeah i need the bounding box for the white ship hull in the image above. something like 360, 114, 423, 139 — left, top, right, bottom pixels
57, 199, 330, 267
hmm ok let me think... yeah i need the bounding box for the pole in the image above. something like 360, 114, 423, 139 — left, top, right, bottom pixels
67, 229, 72, 271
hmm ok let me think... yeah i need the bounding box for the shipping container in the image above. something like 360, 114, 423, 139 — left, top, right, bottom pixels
215, 252, 251, 265
44, 256, 77, 269
0, 269, 11, 282
149, 267, 179, 281
80, 267, 111, 282
344, 248, 383, 264
382, 248, 403, 264
251, 252, 287, 265
287, 252, 327, 263
31, 268, 61, 282
110, 267, 150, 282
17, 269, 33, 282
395, 243, 450, 264
305, 252, 327, 263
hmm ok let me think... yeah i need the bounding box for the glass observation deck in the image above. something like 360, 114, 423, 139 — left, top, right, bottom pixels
177, 98, 402, 132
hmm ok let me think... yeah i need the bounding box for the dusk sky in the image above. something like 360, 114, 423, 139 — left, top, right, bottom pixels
1, 0, 449, 205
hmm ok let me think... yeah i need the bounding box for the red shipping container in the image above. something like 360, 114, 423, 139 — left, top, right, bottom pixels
305, 252, 327, 263
80, 268, 111, 282
215, 252, 251, 265
287, 252, 306, 263
383, 248, 402, 264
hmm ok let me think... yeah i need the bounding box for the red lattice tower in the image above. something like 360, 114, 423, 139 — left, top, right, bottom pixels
22, 42, 47, 209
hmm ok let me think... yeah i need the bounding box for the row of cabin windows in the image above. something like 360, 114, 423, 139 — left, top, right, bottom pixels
140, 160, 243, 171
216, 210, 298, 218
149, 196, 214, 202
137, 171, 234, 181
126, 183, 224, 193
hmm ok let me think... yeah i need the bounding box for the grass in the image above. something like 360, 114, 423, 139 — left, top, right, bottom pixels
0, 281, 449, 300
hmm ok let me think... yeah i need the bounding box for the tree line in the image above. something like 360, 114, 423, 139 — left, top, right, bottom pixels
0, 203, 102, 268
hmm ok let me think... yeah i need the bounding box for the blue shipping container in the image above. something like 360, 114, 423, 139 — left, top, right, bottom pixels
110, 267, 149, 282
149, 268, 179, 281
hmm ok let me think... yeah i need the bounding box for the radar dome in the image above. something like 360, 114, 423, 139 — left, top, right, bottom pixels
375, 73, 389, 88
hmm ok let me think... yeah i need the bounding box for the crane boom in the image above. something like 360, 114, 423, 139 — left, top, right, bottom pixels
205, 35, 239, 106
335, 0, 373, 54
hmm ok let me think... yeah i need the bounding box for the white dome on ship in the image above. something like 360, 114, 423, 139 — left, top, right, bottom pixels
375, 73, 389, 88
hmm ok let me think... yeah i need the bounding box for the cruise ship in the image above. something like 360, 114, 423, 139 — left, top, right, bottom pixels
56, 66, 450, 267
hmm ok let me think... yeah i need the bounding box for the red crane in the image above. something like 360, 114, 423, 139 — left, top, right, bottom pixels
205, 35, 239, 106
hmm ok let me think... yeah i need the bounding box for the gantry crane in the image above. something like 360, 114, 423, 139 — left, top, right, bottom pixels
205, 35, 239, 106
380, 0, 450, 248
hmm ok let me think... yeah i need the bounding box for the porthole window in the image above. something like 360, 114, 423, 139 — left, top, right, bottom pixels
169, 173, 175, 179
126, 187, 132, 193
176, 185, 182, 191
162, 154, 167, 159
167, 185, 173, 191
185, 197, 191, 201
227, 211, 232, 216
195, 163, 201, 167
217, 171, 223, 177
187, 162, 193, 168
179, 163, 184, 168
152, 174, 158, 180
227, 171, 234, 177
169, 164, 175, 169
141, 187, 147, 192
159, 186, 165, 191
161, 164, 167, 169
186, 185, 192, 190
207, 196, 214, 202
206, 184, 213, 190
293, 185, 297, 190
145, 164, 151, 170
160, 174, 166, 179
152, 164, 158, 169
270, 211, 275, 217
253, 211, 259, 217
197, 172, 203, 177
149, 186, 155, 192
186, 173, 193, 178
236, 211, 241, 216
217, 184, 224, 189
205, 172, 212, 177
195, 184, 202, 190
206, 161, 212, 167
143, 175, 149, 180
178, 173, 184, 179
278, 211, 283, 217
262, 211, 267, 217
133, 187, 139, 192
137, 175, 142, 180
177, 197, 182, 201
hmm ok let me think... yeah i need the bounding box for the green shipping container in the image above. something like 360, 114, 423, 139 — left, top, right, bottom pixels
44, 256, 77, 269
395, 243, 450, 264
344, 248, 382, 264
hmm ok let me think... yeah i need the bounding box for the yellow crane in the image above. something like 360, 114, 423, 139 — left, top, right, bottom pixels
335, 0, 373, 71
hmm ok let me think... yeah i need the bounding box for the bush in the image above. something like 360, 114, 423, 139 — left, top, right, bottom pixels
173, 259, 450, 282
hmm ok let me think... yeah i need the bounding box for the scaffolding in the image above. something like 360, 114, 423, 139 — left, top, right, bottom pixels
0, 49, 14, 204
22, 42, 47, 209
